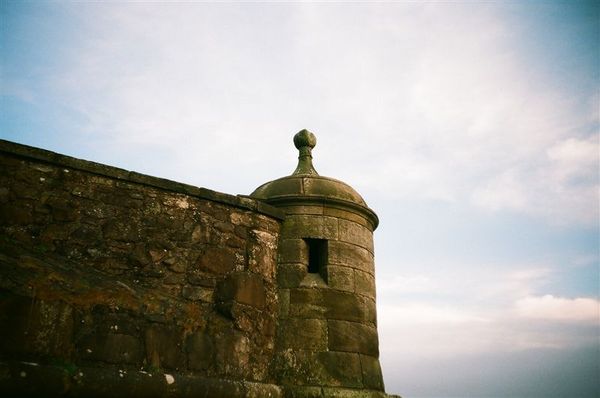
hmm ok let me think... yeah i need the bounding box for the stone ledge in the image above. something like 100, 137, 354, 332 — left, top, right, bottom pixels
282, 385, 401, 398
0, 360, 282, 398
249, 196, 379, 231
0, 139, 285, 221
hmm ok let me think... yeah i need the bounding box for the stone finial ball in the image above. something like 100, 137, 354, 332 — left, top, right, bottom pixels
293, 129, 317, 149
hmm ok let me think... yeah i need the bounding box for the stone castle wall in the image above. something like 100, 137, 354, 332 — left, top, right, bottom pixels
0, 139, 399, 398
0, 139, 285, 397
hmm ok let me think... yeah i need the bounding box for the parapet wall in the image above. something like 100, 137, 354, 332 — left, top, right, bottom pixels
0, 140, 285, 397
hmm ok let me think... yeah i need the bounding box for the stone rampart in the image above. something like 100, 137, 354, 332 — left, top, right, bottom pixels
0, 137, 401, 398
0, 139, 285, 397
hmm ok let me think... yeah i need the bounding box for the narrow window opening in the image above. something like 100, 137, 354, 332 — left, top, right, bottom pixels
305, 238, 328, 279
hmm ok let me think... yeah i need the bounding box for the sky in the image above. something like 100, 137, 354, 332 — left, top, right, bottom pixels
1, 1, 598, 397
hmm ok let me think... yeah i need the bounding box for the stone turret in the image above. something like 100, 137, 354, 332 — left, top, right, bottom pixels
251, 130, 385, 396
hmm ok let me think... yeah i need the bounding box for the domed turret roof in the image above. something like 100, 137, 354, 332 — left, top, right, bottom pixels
250, 129, 378, 228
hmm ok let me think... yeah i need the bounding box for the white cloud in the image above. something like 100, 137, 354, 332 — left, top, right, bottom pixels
377, 265, 597, 360
379, 302, 489, 324
338, 7, 596, 226
12, 3, 592, 226
378, 302, 494, 357
547, 135, 599, 182
377, 263, 553, 304
379, 293, 598, 359
468, 133, 599, 225
377, 274, 434, 294
478, 267, 553, 301
471, 169, 529, 211
515, 295, 600, 322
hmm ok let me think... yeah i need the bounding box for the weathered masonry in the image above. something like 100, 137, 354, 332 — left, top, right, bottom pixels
0, 131, 399, 398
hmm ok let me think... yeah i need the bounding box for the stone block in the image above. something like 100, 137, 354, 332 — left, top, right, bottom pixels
253, 213, 282, 233
321, 387, 389, 398
226, 235, 245, 249
281, 215, 338, 240
245, 382, 283, 398
102, 220, 138, 241
129, 243, 152, 266
323, 207, 370, 229
328, 320, 379, 356
182, 286, 214, 303
328, 241, 374, 275
145, 325, 185, 370
0, 361, 72, 397
234, 224, 248, 239
163, 252, 187, 273
288, 302, 327, 319
322, 290, 368, 323
278, 318, 327, 350
214, 221, 235, 233
191, 224, 210, 243
275, 349, 321, 386
248, 229, 278, 280
282, 386, 324, 398
363, 296, 378, 326
289, 288, 322, 305
289, 288, 327, 319
318, 351, 363, 388
68, 364, 167, 398
216, 272, 266, 309
338, 219, 373, 253
0, 295, 74, 359
327, 265, 354, 292
261, 313, 277, 338
178, 375, 246, 398
277, 263, 307, 288
279, 289, 290, 318
224, 301, 266, 334
80, 333, 144, 365
360, 354, 385, 391
186, 271, 216, 287
288, 288, 374, 323
0, 202, 34, 225
230, 211, 253, 227
164, 273, 185, 285
92, 309, 142, 336
214, 329, 251, 378
283, 205, 324, 216
40, 223, 74, 243
186, 331, 214, 371
149, 249, 168, 263
0, 186, 8, 203
278, 238, 308, 264
354, 270, 376, 299
299, 273, 327, 288
47, 197, 79, 222
196, 247, 237, 275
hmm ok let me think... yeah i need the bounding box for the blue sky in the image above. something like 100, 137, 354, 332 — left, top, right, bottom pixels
1, 1, 598, 397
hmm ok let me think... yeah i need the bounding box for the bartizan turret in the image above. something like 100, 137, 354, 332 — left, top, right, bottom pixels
251, 129, 386, 397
